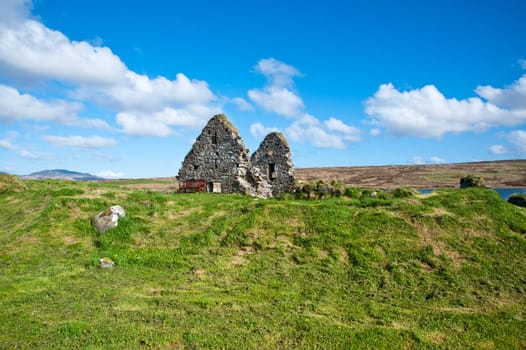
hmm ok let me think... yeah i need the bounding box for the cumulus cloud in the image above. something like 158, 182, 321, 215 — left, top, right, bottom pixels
94, 170, 124, 179
409, 156, 425, 165
429, 156, 446, 164
488, 130, 526, 155
0, 131, 19, 150
488, 144, 508, 155
116, 104, 221, 137
0, 138, 17, 150
0, 84, 109, 128
509, 130, 526, 154
254, 57, 302, 88
286, 114, 361, 149
248, 58, 304, 118
42, 135, 117, 148
248, 58, 362, 149
0, 1, 220, 137
0, 0, 32, 28
324, 117, 361, 142
232, 97, 254, 111
365, 83, 526, 138
409, 155, 446, 164
250, 122, 280, 140
18, 149, 52, 160
0, 20, 128, 85
476, 75, 526, 110
370, 128, 381, 136
248, 86, 304, 117
84, 71, 216, 112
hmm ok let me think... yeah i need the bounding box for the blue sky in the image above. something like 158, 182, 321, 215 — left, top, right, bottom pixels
1, 0, 526, 178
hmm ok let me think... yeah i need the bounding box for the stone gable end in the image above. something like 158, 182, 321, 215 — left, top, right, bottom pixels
251, 132, 295, 196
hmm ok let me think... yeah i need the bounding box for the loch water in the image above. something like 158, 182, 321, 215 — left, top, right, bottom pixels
418, 188, 526, 200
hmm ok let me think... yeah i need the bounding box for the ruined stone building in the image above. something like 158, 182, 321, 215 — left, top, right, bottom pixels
251, 132, 294, 196
177, 114, 294, 197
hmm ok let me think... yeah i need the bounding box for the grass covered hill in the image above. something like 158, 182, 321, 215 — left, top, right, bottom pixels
1, 179, 526, 349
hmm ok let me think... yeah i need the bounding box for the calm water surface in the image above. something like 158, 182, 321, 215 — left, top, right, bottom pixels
419, 188, 526, 200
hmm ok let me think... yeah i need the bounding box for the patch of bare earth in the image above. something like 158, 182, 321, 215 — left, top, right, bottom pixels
316, 248, 329, 259
423, 331, 447, 346
231, 246, 254, 266
420, 224, 463, 268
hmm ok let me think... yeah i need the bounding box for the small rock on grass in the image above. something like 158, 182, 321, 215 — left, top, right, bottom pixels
99, 257, 115, 268
92, 205, 125, 232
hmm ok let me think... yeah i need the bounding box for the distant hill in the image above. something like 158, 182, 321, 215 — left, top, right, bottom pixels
21, 169, 103, 181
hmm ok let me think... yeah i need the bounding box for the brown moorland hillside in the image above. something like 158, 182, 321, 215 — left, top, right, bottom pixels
295, 160, 526, 189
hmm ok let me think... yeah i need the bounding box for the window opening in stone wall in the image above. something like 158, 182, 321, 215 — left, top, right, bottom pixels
194, 165, 198, 170
212, 132, 217, 145
268, 163, 276, 180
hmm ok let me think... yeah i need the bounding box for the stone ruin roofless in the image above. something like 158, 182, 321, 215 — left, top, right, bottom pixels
177, 114, 294, 198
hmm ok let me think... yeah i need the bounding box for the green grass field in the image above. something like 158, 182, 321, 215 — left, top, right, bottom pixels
1, 179, 526, 349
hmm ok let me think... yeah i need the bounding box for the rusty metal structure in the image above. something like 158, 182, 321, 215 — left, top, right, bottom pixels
178, 179, 207, 193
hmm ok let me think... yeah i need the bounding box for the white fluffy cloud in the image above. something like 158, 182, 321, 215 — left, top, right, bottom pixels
94, 170, 124, 179
232, 97, 254, 111
488, 130, 526, 155
409, 156, 446, 165
116, 104, 221, 137
370, 128, 382, 136
0, 20, 128, 85
0, 138, 17, 150
254, 57, 301, 88
429, 156, 446, 164
248, 58, 362, 149
0, 0, 31, 28
365, 82, 526, 138
250, 122, 280, 140
488, 144, 508, 155
476, 75, 526, 110
0, 1, 220, 137
324, 117, 361, 142
0, 84, 109, 128
42, 135, 117, 148
18, 149, 52, 160
84, 72, 216, 113
286, 114, 361, 149
509, 130, 526, 154
248, 86, 304, 118
0, 131, 19, 150
248, 58, 304, 118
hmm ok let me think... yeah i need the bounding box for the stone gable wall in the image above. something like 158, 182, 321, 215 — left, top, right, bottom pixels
178, 115, 250, 194
251, 132, 295, 196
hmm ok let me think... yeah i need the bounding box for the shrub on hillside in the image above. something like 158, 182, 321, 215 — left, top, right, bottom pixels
295, 180, 351, 199
0, 174, 27, 193
460, 175, 486, 188
508, 193, 526, 208
389, 187, 418, 198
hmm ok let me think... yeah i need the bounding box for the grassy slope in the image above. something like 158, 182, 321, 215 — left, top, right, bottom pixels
1, 180, 526, 349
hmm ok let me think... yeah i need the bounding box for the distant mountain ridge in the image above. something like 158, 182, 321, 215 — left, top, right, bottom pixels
21, 169, 103, 181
